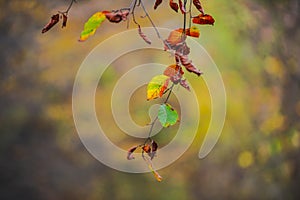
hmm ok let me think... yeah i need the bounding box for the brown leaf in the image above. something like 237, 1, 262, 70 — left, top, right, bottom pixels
192, 14, 215, 25
62, 13, 68, 28
127, 146, 138, 160
169, 0, 179, 12
180, 79, 190, 91
164, 64, 184, 84
149, 140, 158, 160
103, 9, 130, 23
42, 14, 60, 33
193, 0, 205, 14
138, 25, 151, 44
176, 54, 203, 76
154, 0, 163, 9
178, 0, 186, 14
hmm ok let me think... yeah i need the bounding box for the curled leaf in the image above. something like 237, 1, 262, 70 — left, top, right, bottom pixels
180, 79, 190, 91
138, 25, 151, 44
154, 0, 163, 9
176, 54, 203, 76
127, 146, 138, 160
158, 103, 179, 127
79, 12, 106, 42
147, 75, 170, 100
169, 0, 179, 12
62, 13, 68, 28
187, 26, 200, 38
193, 0, 205, 14
152, 169, 163, 182
42, 14, 60, 33
103, 9, 130, 23
164, 64, 184, 84
178, 0, 186, 14
149, 140, 158, 160
192, 14, 215, 25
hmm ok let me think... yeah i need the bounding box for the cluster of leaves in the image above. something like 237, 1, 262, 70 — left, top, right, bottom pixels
42, 0, 215, 182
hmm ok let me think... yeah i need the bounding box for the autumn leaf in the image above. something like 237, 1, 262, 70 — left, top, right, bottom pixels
169, 0, 179, 12
164, 64, 184, 84
142, 144, 151, 153
147, 75, 170, 100
144, 157, 163, 182
192, 14, 215, 25
193, 0, 205, 14
138, 25, 151, 44
149, 140, 158, 160
188, 26, 200, 38
154, 0, 163, 9
180, 79, 190, 91
165, 29, 186, 46
178, 0, 186, 14
127, 146, 138, 160
103, 9, 130, 23
62, 13, 68, 28
42, 14, 60, 33
79, 12, 106, 42
158, 103, 179, 127
176, 53, 203, 76
175, 26, 200, 38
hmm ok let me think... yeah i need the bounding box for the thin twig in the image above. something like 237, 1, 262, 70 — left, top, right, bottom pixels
64, 0, 76, 14
139, 0, 162, 40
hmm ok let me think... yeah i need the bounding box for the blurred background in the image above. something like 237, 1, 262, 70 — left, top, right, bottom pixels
0, 0, 299, 199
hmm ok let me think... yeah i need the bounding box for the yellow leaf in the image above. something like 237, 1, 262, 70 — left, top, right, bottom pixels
147, 75, 169, 100
79, 12, 106, 42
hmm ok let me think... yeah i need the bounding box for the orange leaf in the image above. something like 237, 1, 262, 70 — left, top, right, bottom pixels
192, 14, 215, 25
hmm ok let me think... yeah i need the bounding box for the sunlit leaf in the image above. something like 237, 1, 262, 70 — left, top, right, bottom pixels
192, 14, 215, 25
79, 12, 106, 42
188, 26, 200, 38
158, 103, 179, 127
42, 14, 60, 33
147, 75, 170, 100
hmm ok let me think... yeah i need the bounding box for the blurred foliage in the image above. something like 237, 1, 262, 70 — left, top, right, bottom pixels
0, 0, 299, 199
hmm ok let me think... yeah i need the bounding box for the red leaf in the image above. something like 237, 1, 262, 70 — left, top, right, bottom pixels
103, 9, 130, 23
192, 14, 215, 25
154, 0, 163, 9
193, 0, 205, 14
62, 13, 68, 28
180, 79, 190, 91
127, 146, 138, 160
138, 25, 151, 44
42, 14, 60, 33
176, 54, 203, 76
169, 0, 179, 12
178, 0, 186, 14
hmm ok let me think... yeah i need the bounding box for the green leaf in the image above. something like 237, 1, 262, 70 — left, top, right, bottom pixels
158, 103, 178, 127
147, 75, 169, 100
79, 12, 106, 42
